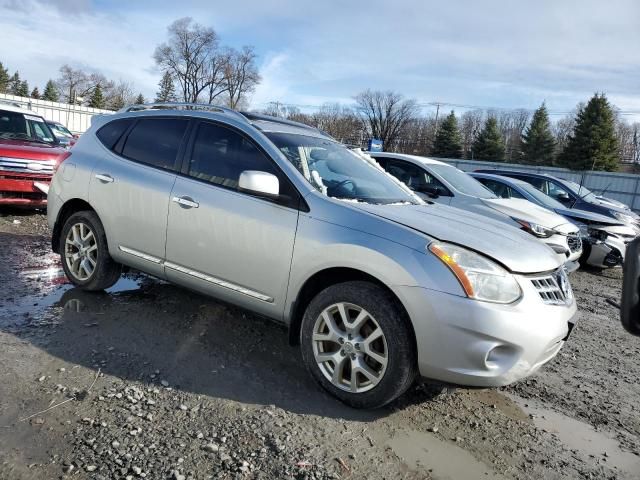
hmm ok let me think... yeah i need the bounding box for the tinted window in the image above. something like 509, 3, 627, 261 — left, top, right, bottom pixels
188, 122, 298, 205
427, 164, 497, 199
96, 118, 134, 150
385, 159, 450, 195
478, 178, 510, 198
122, 118, 188, 170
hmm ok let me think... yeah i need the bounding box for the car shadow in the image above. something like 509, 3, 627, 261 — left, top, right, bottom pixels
0, 233, 444, 421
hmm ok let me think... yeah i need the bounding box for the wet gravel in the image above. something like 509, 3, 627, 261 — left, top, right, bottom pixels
1, 212, 639, 479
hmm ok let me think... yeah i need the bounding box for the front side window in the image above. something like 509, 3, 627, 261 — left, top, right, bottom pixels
0, 110, 56, 144
265, 133, 421, 205
478, 178, 510, 198
384, 159, 450, 196
187, 122, 298, 205
121, 118, 188, 170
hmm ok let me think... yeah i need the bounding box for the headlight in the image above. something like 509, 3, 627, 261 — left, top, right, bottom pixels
512, 218, 556, 238
428, 241, 522, 304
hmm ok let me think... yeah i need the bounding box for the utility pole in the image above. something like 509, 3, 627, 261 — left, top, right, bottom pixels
433, 102, 442, 138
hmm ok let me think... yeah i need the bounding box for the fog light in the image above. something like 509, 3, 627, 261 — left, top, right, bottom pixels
485, 345, 515, 369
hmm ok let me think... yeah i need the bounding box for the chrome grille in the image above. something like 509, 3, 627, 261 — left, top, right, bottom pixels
567, 233, 582, 253
0, 157, 55, 174
530, 268, 573, 305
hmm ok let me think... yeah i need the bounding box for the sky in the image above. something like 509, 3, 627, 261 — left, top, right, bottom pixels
1, 0, 639, 120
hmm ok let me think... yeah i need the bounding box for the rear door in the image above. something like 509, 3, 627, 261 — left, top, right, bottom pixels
164, 120, 301, 319
89, 116, 190, 277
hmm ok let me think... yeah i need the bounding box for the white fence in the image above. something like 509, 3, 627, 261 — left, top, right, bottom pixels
0, 92, 112, 134
438, 158, 640, 213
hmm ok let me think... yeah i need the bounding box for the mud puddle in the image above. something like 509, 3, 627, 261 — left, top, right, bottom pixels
506, 393, 640, 475
388, 429, 506, 480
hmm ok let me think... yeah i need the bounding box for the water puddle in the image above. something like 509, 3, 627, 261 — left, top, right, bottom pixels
506, 394, 640, 475
388, 430, 506, 480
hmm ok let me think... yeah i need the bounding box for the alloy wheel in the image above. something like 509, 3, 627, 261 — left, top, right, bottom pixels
312, 302, 388, 393
64, 222, 98, 281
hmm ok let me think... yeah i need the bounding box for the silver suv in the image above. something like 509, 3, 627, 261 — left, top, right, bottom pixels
48, 103, 577, 408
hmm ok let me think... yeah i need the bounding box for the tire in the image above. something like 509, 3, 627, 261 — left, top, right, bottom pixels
58, 210, 121, 291
300, 281, 418, 409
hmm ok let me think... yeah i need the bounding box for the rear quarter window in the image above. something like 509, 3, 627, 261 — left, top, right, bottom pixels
96, 118, 134, 150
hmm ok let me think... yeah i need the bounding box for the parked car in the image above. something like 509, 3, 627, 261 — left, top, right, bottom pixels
471, 172, 636, 268
369, 153, 582, 271
48, 103, 577, 408
0, 102, 69, 207
474, 169, 640, 234
621, 237, 640, 335
46, 120, 77, 148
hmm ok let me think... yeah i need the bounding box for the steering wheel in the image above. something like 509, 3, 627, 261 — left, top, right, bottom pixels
329, 179, 356, 196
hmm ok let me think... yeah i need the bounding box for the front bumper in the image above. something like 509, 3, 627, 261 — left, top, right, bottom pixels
395, 274, 577, 387
543, 233, 582, 265
0, 171, 51, 207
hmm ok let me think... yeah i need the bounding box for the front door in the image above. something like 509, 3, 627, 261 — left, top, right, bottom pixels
164, 121, 300, 319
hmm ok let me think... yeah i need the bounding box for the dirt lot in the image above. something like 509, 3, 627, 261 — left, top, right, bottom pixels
1, 210, 639, 480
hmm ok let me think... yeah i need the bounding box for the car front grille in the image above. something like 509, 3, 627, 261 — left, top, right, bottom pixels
530, 268, 573, 306
0, 157, 55, 174
567, 233, 582, 253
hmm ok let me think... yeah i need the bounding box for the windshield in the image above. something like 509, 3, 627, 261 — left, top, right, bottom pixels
518, 182, 565, 209
265, 132, 421, 205
49, 123, 73, 137
563, 180, 597, 202
0, 110, 56, 144
428, 164, 497, 199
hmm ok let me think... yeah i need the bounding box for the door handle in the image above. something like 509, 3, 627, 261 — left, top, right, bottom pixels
172, 196, 199, 209
95, 173, 114, 183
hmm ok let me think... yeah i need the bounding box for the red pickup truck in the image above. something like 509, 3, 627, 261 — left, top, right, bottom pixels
0, 102, 69, 208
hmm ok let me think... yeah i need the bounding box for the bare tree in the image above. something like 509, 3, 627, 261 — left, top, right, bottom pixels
354, 90, 418, 151
55, 65, 113, 104
154, 17, 219, 103
224, 46, 261, 109
460, 110, 484, 158
105, 80, 135, 110
205, 51, 230, 104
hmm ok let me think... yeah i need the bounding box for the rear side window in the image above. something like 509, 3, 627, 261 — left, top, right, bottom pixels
121, 118, 188, 171
96, 118, 134, 150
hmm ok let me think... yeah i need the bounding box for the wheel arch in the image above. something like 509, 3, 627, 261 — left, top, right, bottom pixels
287, 267, 416, 348
51, 198, 96, 253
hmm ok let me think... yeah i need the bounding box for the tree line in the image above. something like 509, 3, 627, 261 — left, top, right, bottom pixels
0, 16, 261, 112
263, 91, 639, 172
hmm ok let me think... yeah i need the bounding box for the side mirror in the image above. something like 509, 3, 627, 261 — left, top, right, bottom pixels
238, 170, 279, 197
621, 237, 640, 336
557, 192, 571, 203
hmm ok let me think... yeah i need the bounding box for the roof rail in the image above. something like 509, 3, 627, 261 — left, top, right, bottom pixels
240, 111, 321, 132
118, 102, 249, 123
0, 99, 28, 109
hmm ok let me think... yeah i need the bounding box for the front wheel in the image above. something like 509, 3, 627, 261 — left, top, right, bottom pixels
300, 281, 417, 409
59, 211, 121, 291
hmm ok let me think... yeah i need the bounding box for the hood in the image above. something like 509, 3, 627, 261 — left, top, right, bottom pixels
556, 207, 623, 226
594, 195, 629, 210
353, 203, 561, 274
0, 138, 66, 161
481, 197, 577, 231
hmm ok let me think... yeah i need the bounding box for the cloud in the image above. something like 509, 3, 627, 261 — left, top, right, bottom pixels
1, 0, 638, 117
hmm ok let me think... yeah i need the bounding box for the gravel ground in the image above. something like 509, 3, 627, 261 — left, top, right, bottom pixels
1, 211, 639, 479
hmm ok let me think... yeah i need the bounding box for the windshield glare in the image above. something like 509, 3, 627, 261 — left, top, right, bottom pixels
428, 164, 497, 199
564, 180, 596, 201
0, 110, 56, 144
265, 132, 422, 205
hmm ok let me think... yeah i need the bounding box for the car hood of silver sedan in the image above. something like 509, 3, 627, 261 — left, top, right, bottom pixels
354, 202, 560, 274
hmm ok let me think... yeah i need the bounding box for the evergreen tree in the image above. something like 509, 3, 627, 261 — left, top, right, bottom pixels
89, 84, 105, 108
432, 110, 463, 158
558, 94, 619, 171
522, 103, 555, 165
30, 87, 41, 99
9, 72, 21, 95
134, 93, 145, 104
17, 80, 29, 97
0, 62, 9, 93
43, 80, 59, 102
155, 71, 177, 102
472, 117, 505, 161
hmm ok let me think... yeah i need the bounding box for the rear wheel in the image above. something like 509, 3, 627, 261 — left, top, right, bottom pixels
59, 211, 121, 291
300, 281, 417, 408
